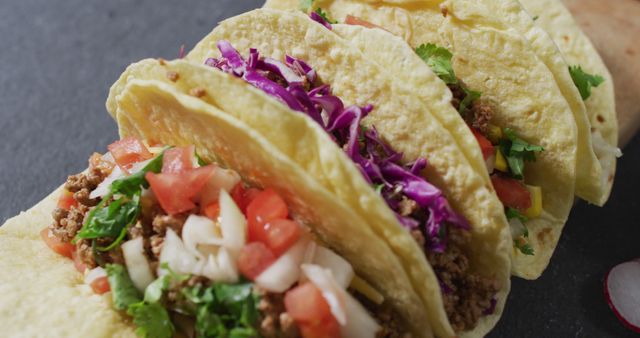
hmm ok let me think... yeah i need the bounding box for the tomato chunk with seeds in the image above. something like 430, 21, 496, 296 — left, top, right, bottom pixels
471, 128, 495, 161
108, 137, 153, 171
90, 276, 111, 294
237, 242, 276, 280
40, 228, 75, 259
285, 282, 339, 338
146, 165, 215, 215
246, 189, 288, 243
265, 219, 301, 256
491, 175, 532, 211
162, 146, 195, 174
57, 189, 78, 210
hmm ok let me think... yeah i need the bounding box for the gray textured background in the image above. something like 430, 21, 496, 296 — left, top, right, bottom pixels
0, 1, 638, 337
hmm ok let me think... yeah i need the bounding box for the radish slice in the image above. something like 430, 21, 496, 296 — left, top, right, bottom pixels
302, 264, 379, 338
219, 189, 246, 257
159, 229, 198, 276
255, 237, 309, 292
200, 167, 241, 206
84, 266, 107, 285
121, 237, 155, 292
604, 259, 640, 333
90, 165, 124, 199
182, 215, 224, 259
312, 246, 354, 289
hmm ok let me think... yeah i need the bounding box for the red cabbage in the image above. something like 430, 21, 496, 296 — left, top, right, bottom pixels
205, 41, 468, 253
309, 11, 332, 30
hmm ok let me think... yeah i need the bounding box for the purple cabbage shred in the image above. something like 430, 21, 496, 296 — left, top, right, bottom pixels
309, 11, 332, 30
204, 41, 469, 253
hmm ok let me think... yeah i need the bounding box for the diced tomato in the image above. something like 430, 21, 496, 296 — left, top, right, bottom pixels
146, 165, 216, 215
162, 146, 195, 174
299, 318, 341, 338
40, 228, 75, 259
230, 183, 247, 212
237, 242, 276, 280
57, 189, 78, 210
471, 128, 495, 161
491, 175, 532, 211
345, 14, 384, 30
246, 189, 288, 243
242, 188, 262, 210
72, 250, 87, 273
265, 219, 301, 256
108, 137, 153, 172
90, 276, 111, 295
285, 282, 339, 338
203, 202, 220, 220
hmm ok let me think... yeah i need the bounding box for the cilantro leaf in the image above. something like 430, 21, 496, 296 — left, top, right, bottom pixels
532, 15, 539, 21
76, 194, 140, 241
144, 263, 190, 303
182, 282, 259, 337
111, 151, 165, 197
105, 264, 142, 310
127, 302, 174, 338
499, 128, 544, 179
515, 240, 534, 255
415, 43, 457, 85
568, 65, 604, 100
459, 87, 481, 115
299, 0, 314, 11
314, 8, 337, 24
505, 207, 528, 222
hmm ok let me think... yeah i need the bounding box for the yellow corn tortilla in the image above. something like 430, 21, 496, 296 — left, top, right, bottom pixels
112, 79, 432, 337
265, 0, 604, 205
519, 0, 619, 204
263, 1, 578, 280
151, 8, 513, 338
0, 188, 137, 338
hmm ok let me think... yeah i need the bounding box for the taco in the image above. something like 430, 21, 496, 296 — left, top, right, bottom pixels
1, 81, 433, 337
108, 8, 513, 337
264, 0, 608, 205
519, 0, 621, 203
260, 2, 584, 278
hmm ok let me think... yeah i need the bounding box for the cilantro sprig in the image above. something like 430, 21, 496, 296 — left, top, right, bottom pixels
75, 150, 166, 250
314, 8, 337, 24
415, 43, 481, 114
499, 129, 544, 179
505, 208, 535, 255
568, 65, 604, 100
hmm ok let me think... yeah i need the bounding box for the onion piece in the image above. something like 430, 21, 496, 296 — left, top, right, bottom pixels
121, 237, 155, 292
219, 189, 246, 257
84, 266, 107, 285
200, 248, 239, 283
90, 165, 125, 199
302, 264, 379, 338
508, 217, 527, 239
101, 152, 115, 163
200, 167, 241, 206
182, 215, 224, 259
255, 237, 309, 292
312, 246, 354, 289
159, 229, 198, 276
604, 259, 640, 333
128, 158, 152, 175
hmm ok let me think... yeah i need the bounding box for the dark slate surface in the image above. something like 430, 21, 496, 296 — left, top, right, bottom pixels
0, 1, 637, 337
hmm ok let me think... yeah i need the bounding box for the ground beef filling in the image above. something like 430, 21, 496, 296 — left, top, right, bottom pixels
412, 228, 500, 332
448, 83, 494, 134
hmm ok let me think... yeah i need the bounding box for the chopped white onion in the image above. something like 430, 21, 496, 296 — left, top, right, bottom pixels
302, 264, 380, 338
101, 152, 114, 163
128, 158, 152, 175
147, 146, 165, 155
182, 215, 224, 259
121, 237, 155, 292
592, 131, 623, 189
255, 237, 309, 292
219, 189, 246, 257
312, 246, 354, 289
200, 248, 239, 283
508, 218, 527, 238
90, 165, 125, 199
199, 167, 241, 206
84, 266, 107, 285
159, 229, 199, 276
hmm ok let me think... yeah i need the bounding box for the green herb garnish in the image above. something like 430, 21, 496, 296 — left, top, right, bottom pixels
505, 207, 528, 223
105, 264, 143, 310
568, 65, 604, 100
532, 15, 539, 21
314, 8, 337, 24
499, 128, 544, 179
515, 240, 534, 255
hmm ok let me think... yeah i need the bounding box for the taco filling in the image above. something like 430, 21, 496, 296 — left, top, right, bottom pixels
205, 40, 500, 332
410, 41, 545, 256
43, 139, 409, 338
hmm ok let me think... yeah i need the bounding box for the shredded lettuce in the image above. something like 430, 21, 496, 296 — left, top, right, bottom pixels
205, 41, 468, 253
568, 65, 604, 100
